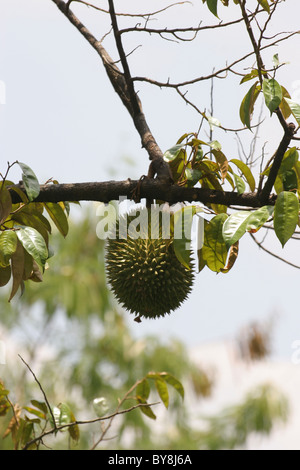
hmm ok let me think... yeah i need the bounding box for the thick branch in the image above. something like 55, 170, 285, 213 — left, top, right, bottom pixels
259, 122, 296, 203
51, 0, 172, 180
9, 180, 276, 208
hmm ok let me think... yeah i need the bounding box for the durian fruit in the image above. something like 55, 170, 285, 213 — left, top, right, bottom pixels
105, 207, 194, 320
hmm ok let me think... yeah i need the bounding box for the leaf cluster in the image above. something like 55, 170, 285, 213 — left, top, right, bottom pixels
0, 162, 69, 301
0, 370, 185, 450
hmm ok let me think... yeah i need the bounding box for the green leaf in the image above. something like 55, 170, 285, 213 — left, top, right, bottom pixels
185, 168, 202, 187
212, 150, 228, 182
222, 210, 253, 248
262, 78, 282, 114
272, 53, 280, 67
9, 239, 25, 302
136, 397, 156, 420
246, 206, 274, 233
284, 97, 300, 125
240, 69, 260, 85
280, 87, 292, 120
240, 81, 261, 129
233, 173, 246, 194
12, 208, 51, 244
206, 0, 219, 18
159, 373, 184, 400
257, 0, 270, 13
163, 144, 185, 162
274, 191, 299, 247
0, 230, 18, 267
16, 227, 48, 269
279, 147, 299, 175
24, 406, 46, 420
282, 170, 298, 193
155, 379, 169, 409
173, 206, 202, 269
30, 400, 48, 416
202, 213, 228, 272
44, 202, 69, 237
18, 162, 40, 201
0, 265, 11, 287
230, 159, 256, 191
136, 379, 150, 401
0, 184, 12, 225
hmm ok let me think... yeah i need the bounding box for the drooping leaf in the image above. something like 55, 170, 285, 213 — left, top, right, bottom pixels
17, 162, 40, 201
257, 0, 270, 13
136, 397, 156, 420
284, 97, 300, 125
16, 227, 48, 269
173, 205, 202, 269
9, 239, 25, 302
220, 241, 239, 273
136, 379, 150, 401
274, 191, 299, 247
0, 184, 12, 225
212, 149, 228, 182
279, 87, 292, 120
0, 265, 11, 287
230, 159, 256, 192
240, 81, 261, 129
23, 249, 34, 281
206, 0, 219, 18
262, 78, 282, 114
0, 230, 18, 267
159, 373, 184, 400
155, 379, 169, 409
44, 202, 69, 237
222, 210, 253, 248
202, 213, 228, 272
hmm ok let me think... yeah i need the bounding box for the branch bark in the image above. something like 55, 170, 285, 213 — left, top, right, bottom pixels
9, 179, 276, 208
51, 0, 172, 182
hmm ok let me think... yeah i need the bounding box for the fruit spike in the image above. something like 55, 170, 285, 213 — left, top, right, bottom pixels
105, 207, 194, 321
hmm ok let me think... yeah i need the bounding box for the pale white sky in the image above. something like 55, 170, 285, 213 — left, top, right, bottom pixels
0, 0, 300, 359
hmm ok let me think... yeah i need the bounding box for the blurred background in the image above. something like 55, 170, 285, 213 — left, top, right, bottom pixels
0, 0, 300, 449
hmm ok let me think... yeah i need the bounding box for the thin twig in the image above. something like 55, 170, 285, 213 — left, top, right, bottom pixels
250, 233, 300, 269
22, 401, 159, 450
18, 354, 57, 431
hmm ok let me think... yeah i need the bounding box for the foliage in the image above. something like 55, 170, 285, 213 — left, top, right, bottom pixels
0, 370, 184, 450
0, 211, 212, 450
0, 162, 69, 301
0, 0, 298, 450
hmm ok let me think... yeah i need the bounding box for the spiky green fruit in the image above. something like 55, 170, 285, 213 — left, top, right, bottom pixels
105, 207, 194, 320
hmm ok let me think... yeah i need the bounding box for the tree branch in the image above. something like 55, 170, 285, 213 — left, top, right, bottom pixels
50, 0, 172, 181
259, 122, 296, 203
9, 179, 277, 208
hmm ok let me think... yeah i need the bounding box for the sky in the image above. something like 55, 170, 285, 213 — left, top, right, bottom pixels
0, 0, 300, 360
